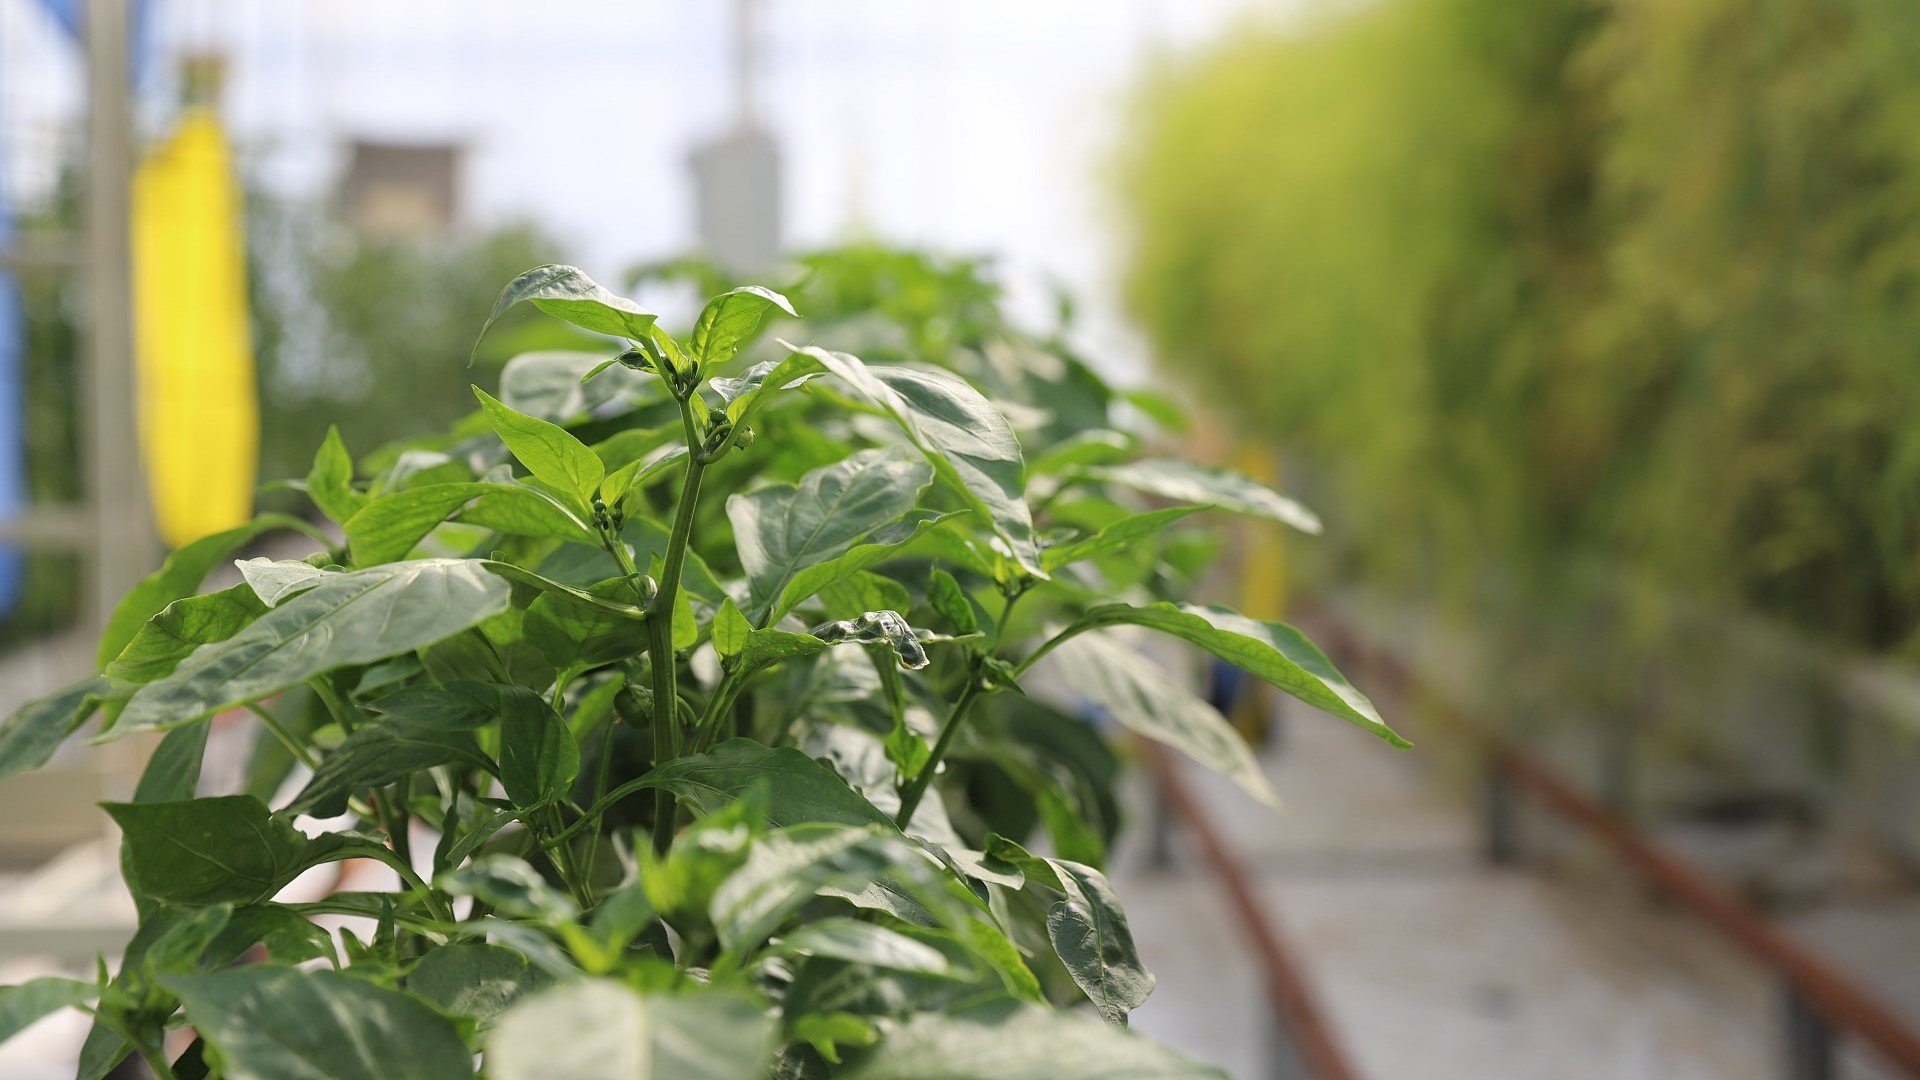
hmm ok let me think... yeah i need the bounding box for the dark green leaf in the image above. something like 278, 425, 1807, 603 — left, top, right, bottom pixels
97, 513, 319, 666
106, 796, 329, 906
498, 349, 649, 422
288, 706, 493, 818
713, 352, 827, 425
0, 976, 96, 1043
409, 943, 548, 1021
925, 567, 978, 634
499, 686, 579, 810
768, 512, 954, 625
710, 824, 921, 951
0, 676, 106, 783
133, 720, 209, 802
105, 585, 265, 685
643, 739, 895, 830
346, 481, 593, 566
164, 966, 474, 1080
730, 448, 931, 624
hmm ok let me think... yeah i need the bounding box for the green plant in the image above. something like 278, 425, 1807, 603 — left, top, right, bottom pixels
0, 259, 1399, 1078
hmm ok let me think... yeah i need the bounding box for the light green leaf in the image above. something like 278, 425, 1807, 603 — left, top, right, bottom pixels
0, 676, 106, 783
438, 855, 576, 924
712, 351, 828, 425
475, 386, 606, 509
523, 577, 651, 670
712, 597, 750, 661
835, 1000, 1225, 1079
112, 559, 512, 735
345, 482, 592, 566
730, 448, 932, 624
164, 967, 473, 1080
105, 586, 264, 685
97, 513, 321, 666
1042, 632, 1279, 808
775, 918, 951, 975
499, 349, 649, 422
1065, 601, 1401, 747
710, 824, 919, 951
487, 980, 648, 1080
499, 685, 579, 810
307, 425, 368, 525
767, 511, 955, 626
478, 264, 658, 355
785, 344, 1044, 577
1041, 506, 1205, 571
647, 991, 779, 1080
1045, 860, 1153, 1024
1027, 430, 1132, 477
0, 976, 97, 1044
237, 558, 330, 606
925, 567, 978, 634
1079, 459, 1320, 534
689, 285, 797, 372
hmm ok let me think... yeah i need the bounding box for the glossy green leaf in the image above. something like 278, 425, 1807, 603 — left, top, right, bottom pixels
1065, 601, 1402, 747
0, 976, 97, 1043
1043, 860, 1152, 1024
1042, 632, 1279, 808
106, 796, 331, 906
486, 980, 649, 1080
712, 351, 828, 425
835, 1000, 1224, 1079
644, 739, 895, 830
689, 285, 797, 371
785, 344, 1044, 577
478, 264, 658, 354
307, 425, 368, 525
164, 966, 474, 1080
811, 610, 930, 670
113, 559, 512, 735
104, 585, 265, 685
925, 567, 977, 634
646, 991, 779, 1079
1079, 459, 1320, 534
768, 512, 954, 625
475, 386, 606, 508
524, 577, 651, 670
775, 918, 951, 975
346, 482, 591, 566
438, 855, 576, 924
97, 513, 320, 666
409, 943, 548, 1022
0, 676, 106, 783
710, 824, 919, 951
730, 448, 931, 624
499, 685, 579, 809
498, 348, 649, 422
1041, 506, 1204, 571
237, 558, 330, 606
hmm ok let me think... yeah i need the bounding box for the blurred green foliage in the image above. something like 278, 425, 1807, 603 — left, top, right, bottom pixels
1123, 0, 1920, 657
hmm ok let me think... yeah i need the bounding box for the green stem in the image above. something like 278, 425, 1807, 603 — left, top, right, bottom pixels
894, 672, 984, 829
648, 394, 709, 853
245, 703, 317, 769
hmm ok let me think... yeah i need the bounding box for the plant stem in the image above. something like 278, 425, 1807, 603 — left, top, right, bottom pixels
245, 702, 317, 769
894, 671, 983, 829
648, 393, 708, 853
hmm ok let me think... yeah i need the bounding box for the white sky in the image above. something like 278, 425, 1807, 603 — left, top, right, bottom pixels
3, 0, 1288, 374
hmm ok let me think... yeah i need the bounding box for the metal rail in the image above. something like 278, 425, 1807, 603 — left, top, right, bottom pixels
1325, 619, 1920, 1080
1143, 741, 1364, 1080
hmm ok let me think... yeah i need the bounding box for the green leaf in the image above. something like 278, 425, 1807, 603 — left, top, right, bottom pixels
97, 513, 320, 666
1079, 459, 1320, 534
0, 676, 106, 783
486, 980, 649, 1080
775, 918, 952, 975
1042, 860, 1152, 1024
307, 425, 369, 525
0, 976, 97, 1043
112, 559, 513, 735
1066, 601, 1402, 747
811, 610, 930, 670
646, 991, 779, 1079
1026, 430, 1132, 476
287, 696, 494, 818
499, 685, 579, 810
710, 824, 920, 951
712, 351, 828, 425
689, 285, 797, 371
236, 558, 330, 606
498, 349, 649, 422
105, 796, 331, 906
164, 967, 474, 1080
105, 585, 265, 685
712, 597, 750, 661
1042, 632, 1279, 808
438, 855, 576, 924
835, 1000, 1225, 1079
345, 482, 592, 566
768, 512, 955, 625
474, 386, 607, 509
478, 264, 658, 356
409, 943, 548, 1022
730, 448, 932, 624
786, 344, 1044, 577
133, 720, 210, 803
789, 1012, 879, 1066
644, 739, 895, 830
523, 577, 651, 670
1041, 506, 1205, 571
925, 567, 978, 634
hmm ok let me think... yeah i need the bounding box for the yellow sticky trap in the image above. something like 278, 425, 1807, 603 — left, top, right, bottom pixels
133, 108, 258, 549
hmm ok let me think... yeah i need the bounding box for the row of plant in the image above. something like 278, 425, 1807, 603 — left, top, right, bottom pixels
0, 250, 1400, 1078
1122, 0, 1920, 673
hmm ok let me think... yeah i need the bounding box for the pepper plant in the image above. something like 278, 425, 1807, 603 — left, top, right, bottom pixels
0, 255, 1403, 1079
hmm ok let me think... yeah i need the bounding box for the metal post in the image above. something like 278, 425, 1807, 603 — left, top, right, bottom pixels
1484, 755, 1519, 866
1783, 983, 1837, 1080
84, 0, 157, 640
